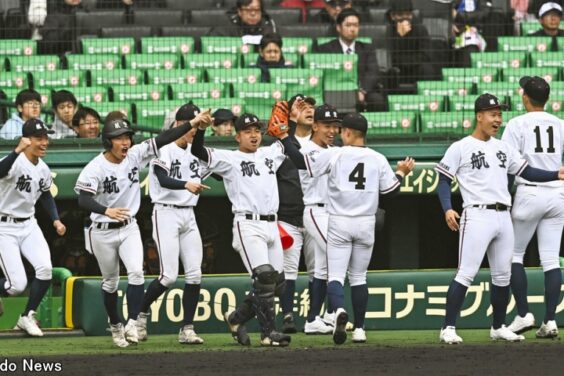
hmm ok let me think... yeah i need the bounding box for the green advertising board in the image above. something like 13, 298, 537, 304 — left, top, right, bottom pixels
64, 269, 564, 336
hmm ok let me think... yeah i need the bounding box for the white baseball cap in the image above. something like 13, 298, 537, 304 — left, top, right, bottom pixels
539, 2, 563, 18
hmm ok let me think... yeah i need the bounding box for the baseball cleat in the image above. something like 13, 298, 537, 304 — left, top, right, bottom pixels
260, 331, 291, 347
137, 312, 148, 341
439, 326, 463, 344
224, 310, 250, 346
507, 312, 535, 334
281, 313, 297, 334
109, 323, 129, 348
352, 328, 367, 343
490, 325, 525, 342
322, 311, 335, 326
332, 308, 348, 345
124, 319, 139, 344
16, 310, 43, 337
304, 316, 333, 335
536, 320, 559, 339
178, 325, 204, 344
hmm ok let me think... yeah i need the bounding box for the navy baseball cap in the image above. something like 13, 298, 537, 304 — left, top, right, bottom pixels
519, 76, 550, 103
314, 104, 341, 123
22, 119, 54, 137
234, 113, 260, 131
175, 103, 200, 121
342, 113, 367, 133
474, 93, 508, 113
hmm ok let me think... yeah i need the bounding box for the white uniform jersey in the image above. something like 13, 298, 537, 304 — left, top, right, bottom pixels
502, 111, 564, 188
295, 134, 311, 148
75, 138, 158, 222
203, 142, 286, 214
305, 146, 399, 217
0, 153, 52, 218
149, 143, 209, 206
299, 140, 329, 205
435, 136, 528, 208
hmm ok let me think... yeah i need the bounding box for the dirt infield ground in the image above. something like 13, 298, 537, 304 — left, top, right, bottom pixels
7, 343, 563, 376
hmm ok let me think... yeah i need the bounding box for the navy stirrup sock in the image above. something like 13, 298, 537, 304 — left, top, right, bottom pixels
183, 283, 201, 325
510, 263, 529, 317
327, 281, 345, 311
351, 284, 368, 329
280, 279, 296, 315
126, 283, 145, 321
443, 280, 468, 328
544, 268, 562, 323
491, 284, 510, 329
23, 278, 51, 315
103, 291, 121, 325
140, 280, 168, 313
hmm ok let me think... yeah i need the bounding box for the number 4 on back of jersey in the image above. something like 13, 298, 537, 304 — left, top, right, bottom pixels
348, 162, 366, 190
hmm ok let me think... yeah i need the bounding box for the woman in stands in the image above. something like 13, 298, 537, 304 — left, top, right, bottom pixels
256, 32, 293, 83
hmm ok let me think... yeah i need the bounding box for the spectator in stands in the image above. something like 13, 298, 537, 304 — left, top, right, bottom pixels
105, 110, 129, 123
318, 8, 385, 111
35, 0, 85, 55
512, 0, 537, 34
72, 106, 101, 138
280, 0, 325, 23
256, 33, 292, 82
310, 0, 354, 37
211, 109, 236, 137
0, 89, 42, 139
51, 90, 78, 139
532, 2, 564, 37
452, 0, 491, 67
210, 0, 277, 37
386, 0, 434, 88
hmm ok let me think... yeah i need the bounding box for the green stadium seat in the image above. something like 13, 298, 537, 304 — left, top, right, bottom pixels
0, 72, 29, 90
497, 36, 552, 53
54, 86, 108, 104
269, 68, 323, 98
242, 53, 300, 68
112, 84, 169, 102
90, 69, 145, 87
303, 54, 358, 85
184, 53, 238, 69
520, 21, 541, 36
1, 88, 24, 102
281, 37, 313, 55
141, 37, 195, 55
497, 110, 524, 136
32, 71, 86, 89
508, 95, 525, 111
88, 102, 133, 123
502, 67, 559, 83
233, 83, 287, 107
200, 37, 253, 55
207, 68, 262, 84
244, 104, 272, 122
442, 67, 499, 83
388, 95, 445, 112
197, 98, 246, 117
417, 81, 473, 96
420, 112, 474, 134
135, 100, 185, 128
0, 40, 36, 56
477, 82, 520, 97
7, 55, 60, 72
471, 52, 527, 69
146, 69, 203, 85
363, 112, 417, 135
125, 53, 180, 70
548, 81, 564, 96
556, 37, 564, 50
81, 38, 136, 55
544, 96, 564, 113
530, 52, 564, 68
37, 89, 52, 108
170, 83, 228, 101
449, 96, 481, 112
66, 54, 122, 71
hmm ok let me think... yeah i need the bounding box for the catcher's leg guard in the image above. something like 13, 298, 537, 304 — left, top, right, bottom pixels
251, 264, 278, 336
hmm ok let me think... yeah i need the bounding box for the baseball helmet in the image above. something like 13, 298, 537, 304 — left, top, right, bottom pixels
102, 118, 135, 150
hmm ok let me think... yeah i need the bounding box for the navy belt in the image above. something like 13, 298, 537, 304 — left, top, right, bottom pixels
471, 203, 510, 211
245, 214, 277, 222
0, 216, 30, 223
94, 219, 132, 230
524, 184, 537, 187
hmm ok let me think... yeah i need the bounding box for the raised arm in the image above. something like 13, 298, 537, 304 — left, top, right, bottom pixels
0, 138, 31, 178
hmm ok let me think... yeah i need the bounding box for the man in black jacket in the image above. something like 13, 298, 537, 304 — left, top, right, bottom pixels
317, 8, 385, 111
532, 2, 564, 50
209, 0, 277, 37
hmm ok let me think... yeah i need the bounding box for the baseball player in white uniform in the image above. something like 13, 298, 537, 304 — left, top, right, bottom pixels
299, 104, 341, 334
502, 77, 564, 338
0, 119, 66, 336
277, 113, 415, 345
435, 93, 564, 344
137, 103, 211, 345
75, 111, 211, 348
191, 113, 292, 347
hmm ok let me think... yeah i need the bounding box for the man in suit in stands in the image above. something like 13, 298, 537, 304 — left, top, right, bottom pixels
209, 0, 277, 37
316, 8, 385, 111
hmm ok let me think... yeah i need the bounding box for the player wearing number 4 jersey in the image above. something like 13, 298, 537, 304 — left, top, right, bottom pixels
75, 111, 212, 348
435, 93, 564, 345
277, 113, 415, 345
502, 77, 564, 338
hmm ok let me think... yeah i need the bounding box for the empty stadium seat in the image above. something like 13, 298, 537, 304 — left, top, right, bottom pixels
281, 37, 313, 55
89, 102, 133, 120
170, 83, 228, 101
146, 69, 203, 85
133, 9, 184, 27
364, 112, 417, 135
165, 0, 222, 10
0, 72, 29, 90
442, 67, 499, 84
368, 8, 388, 24
184, 53, 239, 69
207, 68, 262, 84
32, 71, 86, 90
136, 100, 185, 128
112, 84, 169, 103
66, 54, 122, 71
477, 82, 520, 97
530, 52, 564, 68
141, 37, 195, 54
76, 11, 127, 37
233, 83, 287, 105
268, 8, 302, 25
200, 37, 253, 55
471, 51, 527, 69
0, 39, 36, 56
388, 94, 445, 112
304, 54, 358, 85
81, 38, 136, 55
323, 85, 357, 114
100, 26, 153, 40
189, 9, 229, 27
160, 26, 211, 38
124, 53, 180, 70
268, 68, 323, 98
420, 112, 474, 134
498, 36, 553, 52
358, 25, 386, 42
417, 81, 473, 96
502, 67, 559, 83
90, 69, 145, 87
58, 86, 108, 104
7, 55, 60, 72
277, 25, 331, 39
449, 97, 481, 112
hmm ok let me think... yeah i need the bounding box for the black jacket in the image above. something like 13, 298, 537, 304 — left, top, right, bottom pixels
386, 22, 432, 72
316, 39, 380, 93
209, 12, 277, 37
255, 55, 292, 82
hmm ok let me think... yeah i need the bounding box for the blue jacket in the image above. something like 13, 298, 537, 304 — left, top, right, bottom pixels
0, 112, 24, 139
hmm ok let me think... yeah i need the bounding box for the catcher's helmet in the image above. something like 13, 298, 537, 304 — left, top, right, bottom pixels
102, 118, 135, 150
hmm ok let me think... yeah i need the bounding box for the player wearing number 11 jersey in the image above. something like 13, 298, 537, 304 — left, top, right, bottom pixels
503, 76, 564, 338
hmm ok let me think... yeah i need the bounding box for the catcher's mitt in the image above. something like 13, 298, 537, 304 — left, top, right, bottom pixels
267, 100, 289, 137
